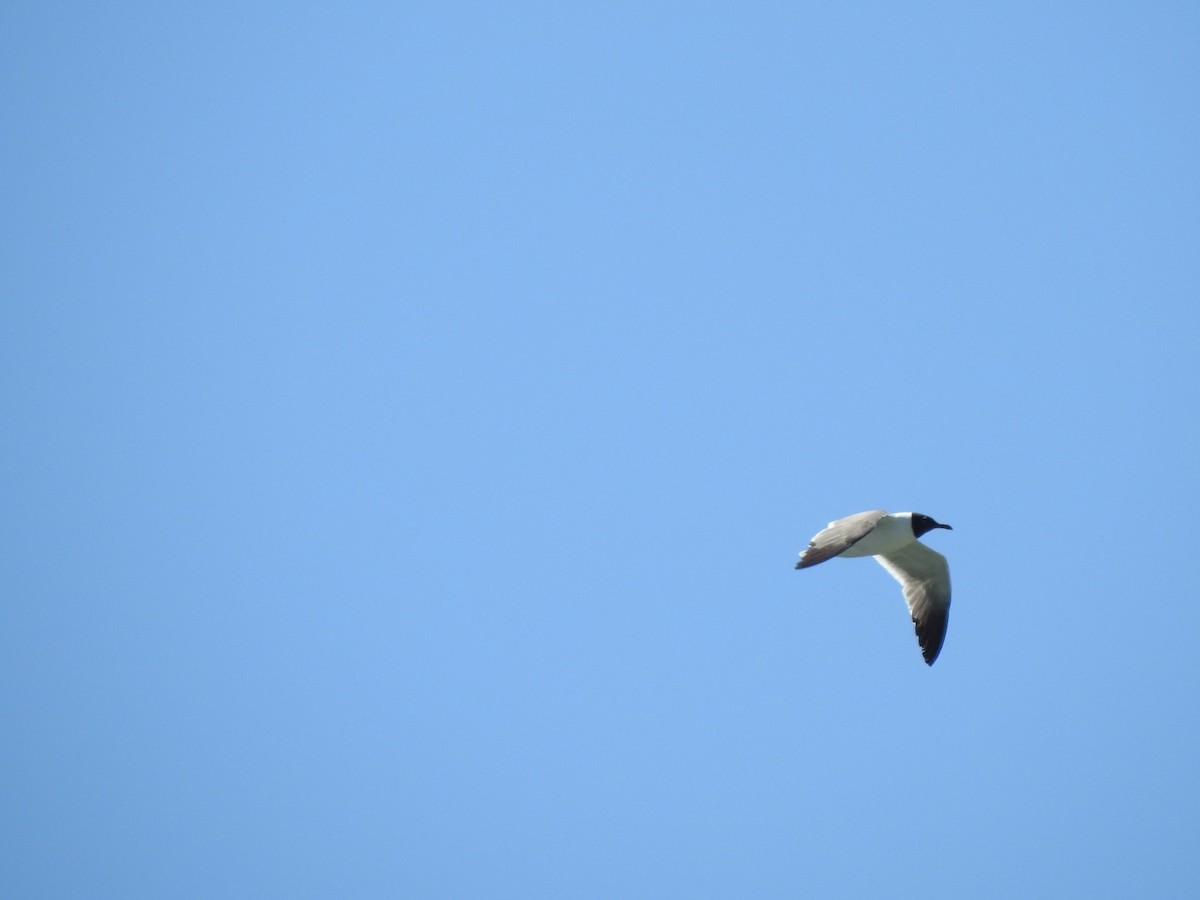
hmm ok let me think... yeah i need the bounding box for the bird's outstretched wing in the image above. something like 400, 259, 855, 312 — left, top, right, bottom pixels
795, 509, 887, 569
874, 542, 951, 665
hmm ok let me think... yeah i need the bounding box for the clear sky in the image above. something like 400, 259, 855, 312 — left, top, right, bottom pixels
3, 3, 1198, 897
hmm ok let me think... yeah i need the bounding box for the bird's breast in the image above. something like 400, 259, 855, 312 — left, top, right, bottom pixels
837, 514, 916, 558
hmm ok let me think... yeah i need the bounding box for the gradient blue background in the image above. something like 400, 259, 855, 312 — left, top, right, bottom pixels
4, 3, 1198, 897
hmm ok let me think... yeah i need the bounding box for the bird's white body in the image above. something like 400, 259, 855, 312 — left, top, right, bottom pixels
834, 512, 918, 558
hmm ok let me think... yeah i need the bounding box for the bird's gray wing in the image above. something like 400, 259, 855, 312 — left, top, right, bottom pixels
795, 509, 888, 569
874, 542, 951, 666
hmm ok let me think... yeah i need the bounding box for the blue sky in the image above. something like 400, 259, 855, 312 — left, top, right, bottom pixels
3, 2, 1199, 897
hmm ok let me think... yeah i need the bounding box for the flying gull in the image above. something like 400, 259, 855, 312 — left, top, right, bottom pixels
795, 510, 953, 665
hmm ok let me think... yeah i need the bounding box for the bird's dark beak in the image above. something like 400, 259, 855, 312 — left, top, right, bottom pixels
937, 522, 953, 530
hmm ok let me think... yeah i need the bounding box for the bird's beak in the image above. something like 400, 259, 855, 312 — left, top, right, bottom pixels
937, 523, 953, 530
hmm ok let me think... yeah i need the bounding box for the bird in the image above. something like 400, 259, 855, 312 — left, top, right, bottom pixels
794, 510, 953, 665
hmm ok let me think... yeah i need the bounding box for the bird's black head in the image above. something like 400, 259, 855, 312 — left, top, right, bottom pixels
912, 513, 952, 538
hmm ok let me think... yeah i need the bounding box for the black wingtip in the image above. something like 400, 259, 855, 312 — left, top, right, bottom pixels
916, 613, 948, 666
920, 640, 943, 665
